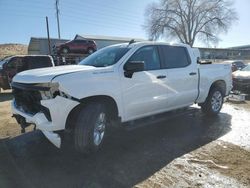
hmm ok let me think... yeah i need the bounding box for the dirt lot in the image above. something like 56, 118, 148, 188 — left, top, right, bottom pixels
0, 90, 250, 188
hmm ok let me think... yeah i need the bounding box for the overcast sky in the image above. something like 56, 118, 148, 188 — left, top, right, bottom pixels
0, 0, 249, 48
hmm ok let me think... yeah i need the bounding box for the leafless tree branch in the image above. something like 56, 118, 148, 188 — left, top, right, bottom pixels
144, 0, 238, 46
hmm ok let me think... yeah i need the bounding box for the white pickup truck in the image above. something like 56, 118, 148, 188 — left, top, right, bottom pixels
11, 42, 232, 153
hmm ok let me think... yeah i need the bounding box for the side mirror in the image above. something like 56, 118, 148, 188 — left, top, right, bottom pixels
124, 61, 144, 78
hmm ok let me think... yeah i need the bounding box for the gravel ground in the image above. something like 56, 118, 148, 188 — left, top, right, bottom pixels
0, 91, 249, 188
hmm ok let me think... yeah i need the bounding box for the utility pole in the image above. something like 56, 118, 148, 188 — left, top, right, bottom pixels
46, 16, 51, 55
55, 0, 61, 39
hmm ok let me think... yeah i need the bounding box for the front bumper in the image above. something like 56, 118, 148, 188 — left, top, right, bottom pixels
233, 79, 250, 94
11, 96, 79, 148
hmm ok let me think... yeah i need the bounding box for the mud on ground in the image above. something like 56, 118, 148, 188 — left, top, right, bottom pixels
0, 90, 250, 188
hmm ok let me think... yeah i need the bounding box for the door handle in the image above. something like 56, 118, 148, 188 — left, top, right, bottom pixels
189, 72, 197, 76
156, 75, 166, 79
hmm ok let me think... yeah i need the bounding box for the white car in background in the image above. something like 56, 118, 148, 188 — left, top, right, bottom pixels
233, 64, 250, 94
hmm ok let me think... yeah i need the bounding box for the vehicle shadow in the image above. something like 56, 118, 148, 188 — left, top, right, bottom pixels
0, 110, 232, 188
0, 91, 13, 102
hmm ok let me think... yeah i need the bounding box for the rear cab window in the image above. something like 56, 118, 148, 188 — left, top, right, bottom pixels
25, 56, 53, 69
160, 45, 191, 69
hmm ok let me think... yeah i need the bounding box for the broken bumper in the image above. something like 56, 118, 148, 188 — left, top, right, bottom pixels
11, 96, 79, 148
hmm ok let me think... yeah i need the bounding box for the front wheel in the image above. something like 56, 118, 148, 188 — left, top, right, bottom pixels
200, 87, 224, 116
74, 103, 108, 154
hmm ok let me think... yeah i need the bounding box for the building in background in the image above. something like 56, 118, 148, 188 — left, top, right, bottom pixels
28, 37, 68, 55
199, 47, 250, 60
229, 45, 250, 50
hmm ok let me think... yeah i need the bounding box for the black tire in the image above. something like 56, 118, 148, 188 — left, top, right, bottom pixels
61, 47, 69, 54
87, 48, 94, 54
74, 102, 108, 154
200, 87, 224, 116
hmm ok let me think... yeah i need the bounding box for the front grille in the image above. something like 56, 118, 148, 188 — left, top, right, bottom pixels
232, 78, 250, 94
12, 84, 52, 121
13, 87, 42, 114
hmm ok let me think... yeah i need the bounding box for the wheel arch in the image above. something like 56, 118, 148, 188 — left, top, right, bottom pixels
209, 80, 227, 96
65, 95, 119, 130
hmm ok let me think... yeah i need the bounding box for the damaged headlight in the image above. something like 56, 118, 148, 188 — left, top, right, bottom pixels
35, 82, 59, 100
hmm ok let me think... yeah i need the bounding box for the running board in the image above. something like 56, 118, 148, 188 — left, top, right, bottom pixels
123, 107, 199, 131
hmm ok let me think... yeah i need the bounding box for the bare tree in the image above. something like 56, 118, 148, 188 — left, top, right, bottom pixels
145, 0, 238, 46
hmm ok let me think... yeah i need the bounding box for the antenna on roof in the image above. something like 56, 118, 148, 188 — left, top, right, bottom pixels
129, 39, 135, 45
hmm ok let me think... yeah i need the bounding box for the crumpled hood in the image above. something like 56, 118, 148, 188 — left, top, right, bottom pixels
233, 70, 250, 79
13, 65, 96, 83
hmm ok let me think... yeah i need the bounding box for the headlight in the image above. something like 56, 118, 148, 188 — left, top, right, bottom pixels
35, 82, 59, 100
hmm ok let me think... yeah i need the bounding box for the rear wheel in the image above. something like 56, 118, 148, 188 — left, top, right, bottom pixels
74, 102, 108, 154
200, 87, 224, 116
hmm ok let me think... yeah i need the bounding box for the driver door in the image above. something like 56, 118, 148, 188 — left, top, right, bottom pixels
121, 46, 168, 121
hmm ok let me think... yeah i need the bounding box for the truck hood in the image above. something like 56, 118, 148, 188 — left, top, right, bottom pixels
233, 70, 250, 79
13, 65, 97, 83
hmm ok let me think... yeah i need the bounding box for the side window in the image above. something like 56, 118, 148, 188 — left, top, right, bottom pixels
76, 40, 86, 44
161, 46, 190, 69
129, 46, 160, 71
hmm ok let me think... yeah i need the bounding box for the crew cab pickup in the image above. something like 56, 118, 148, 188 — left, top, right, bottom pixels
11, 42, 232, 153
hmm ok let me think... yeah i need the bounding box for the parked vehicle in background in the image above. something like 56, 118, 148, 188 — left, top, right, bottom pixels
55, 39, 97, 55
224, 60, 246, 72
232, 64, 250, 94
11, 41, 232, 154
0, 55, 54, 91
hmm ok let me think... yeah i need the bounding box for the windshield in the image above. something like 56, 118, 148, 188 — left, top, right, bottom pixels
241, 64, 250, 71
79, 45, 130, 67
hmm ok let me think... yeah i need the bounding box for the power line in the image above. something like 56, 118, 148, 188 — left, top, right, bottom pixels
60, 1, 141, 18
61, 12, 141, 26
61, 16, 142, 33
0, 0, 146, 38
0, 1, 53, 10
0, 11, 44, 19
60, 5, 141, 24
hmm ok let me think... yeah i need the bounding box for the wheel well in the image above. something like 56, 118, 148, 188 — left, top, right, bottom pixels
210, 80, 226, 96
65, 95, 119, 130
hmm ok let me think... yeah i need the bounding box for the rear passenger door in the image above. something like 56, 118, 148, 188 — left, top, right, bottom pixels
159, 45, 198, 110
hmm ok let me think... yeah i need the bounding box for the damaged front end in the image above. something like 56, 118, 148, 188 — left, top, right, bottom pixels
12, 82, 59, 125
11, 82, 79, 148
